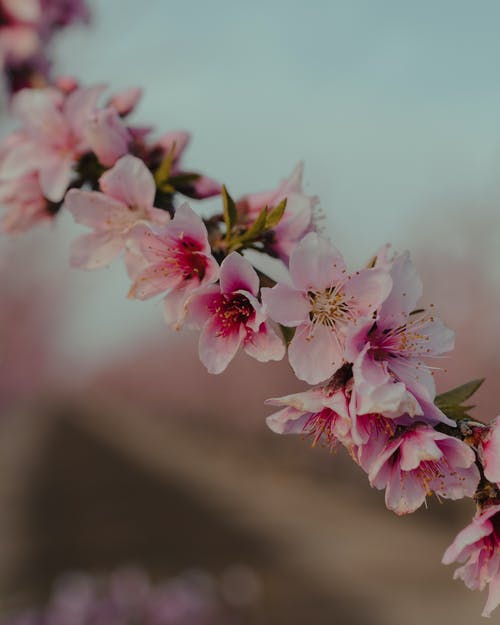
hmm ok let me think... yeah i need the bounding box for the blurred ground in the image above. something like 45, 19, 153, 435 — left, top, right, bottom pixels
0, 388, 488, 625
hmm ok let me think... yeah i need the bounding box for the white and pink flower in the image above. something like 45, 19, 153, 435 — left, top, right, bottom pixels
65, 155, 169, 269
369, 425, 479, 515
443, 504, 500, 617
262, 232, 392, 385
0, 84, 106, 201
188, 252, 285, 374
127, 202, 219, 313
346, 251, 454, 422
265, 375, 353, 448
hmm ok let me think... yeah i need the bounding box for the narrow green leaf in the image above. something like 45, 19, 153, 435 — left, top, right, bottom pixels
239, 206, 268, 243
167, 172, 200, 187
221, 185, 238, 238
436, 379, 485, 410
158, 182, 176, 194
154, 143, 177, 186
265, 198, 287, 230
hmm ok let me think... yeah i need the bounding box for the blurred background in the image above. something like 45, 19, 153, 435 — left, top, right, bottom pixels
1, 1, 500, 623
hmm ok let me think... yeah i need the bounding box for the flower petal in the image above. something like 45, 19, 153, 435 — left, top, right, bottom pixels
100, 155, 155, 210
198, 317, 242, 374
70, 231, 124, 269
220, 252, 259, 296
261, 283, 309, 326
244, 322, 285, 362
290, 232, 346, 291
288, 322, 343, 384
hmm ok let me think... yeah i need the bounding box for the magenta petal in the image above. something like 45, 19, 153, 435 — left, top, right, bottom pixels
70, 231, 124, 269
288, 323, 343, 384
220, 252, 259, 296
261, 283, 309, 327
100, 155, 155, 210
198, 317, 242, 374
244, 323, 285, 362
168, 203, 210, 252
186, 286, 221, 326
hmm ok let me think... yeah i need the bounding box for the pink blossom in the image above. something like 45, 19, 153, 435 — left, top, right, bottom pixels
127, 202, 219, 304
443, 504, 500, 617
369, 425, 479, 515
346, 251, 454, 422
262, 232, 392, 384
351, 412, 399, 473
0, 171, 51, 233
188, 253, 285, 374
479, 417, 500, 485
237, 163, 318, 261
65, 155, 169, 269
265, 380, 352, 448
1, 83, 105, 201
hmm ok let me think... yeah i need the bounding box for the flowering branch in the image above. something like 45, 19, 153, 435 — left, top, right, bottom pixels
0, 76, 499, 618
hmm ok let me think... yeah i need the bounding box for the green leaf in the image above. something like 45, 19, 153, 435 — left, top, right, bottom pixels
154, 143, 177, 186
435, 379, 485, 410
167, 172, 201, 187
221, 185, 238, 239
239, 205, 268, 243
265, 198, 287, 230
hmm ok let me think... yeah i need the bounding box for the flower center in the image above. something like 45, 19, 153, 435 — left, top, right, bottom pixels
212, 293, 254, 337
303, 408, 339, 447
308, 286, 352, 329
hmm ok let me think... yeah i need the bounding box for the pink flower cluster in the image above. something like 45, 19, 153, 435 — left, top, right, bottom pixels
0, 81, 219, 233
0, 0, 89, 94
1, 78, 499, 618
